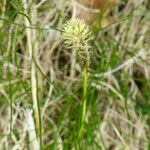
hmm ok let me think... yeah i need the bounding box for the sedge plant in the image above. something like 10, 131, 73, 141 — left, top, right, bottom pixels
62, 19, 94, 140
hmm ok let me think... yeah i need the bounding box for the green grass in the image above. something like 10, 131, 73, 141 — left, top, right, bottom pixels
0, 0, 150, 149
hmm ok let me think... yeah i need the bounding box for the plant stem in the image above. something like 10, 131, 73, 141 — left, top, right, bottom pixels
78, 61, 88, 140
23, 0, 42, 149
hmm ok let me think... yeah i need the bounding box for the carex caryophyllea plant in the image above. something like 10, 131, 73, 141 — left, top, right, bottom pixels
62, 19, 93, 62
62, 19, 94, 140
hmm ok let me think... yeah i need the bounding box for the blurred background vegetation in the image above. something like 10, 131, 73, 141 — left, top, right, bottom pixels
0, 0, 150, 149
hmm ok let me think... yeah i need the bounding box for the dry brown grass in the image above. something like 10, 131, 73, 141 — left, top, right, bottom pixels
0, 0, 150, 149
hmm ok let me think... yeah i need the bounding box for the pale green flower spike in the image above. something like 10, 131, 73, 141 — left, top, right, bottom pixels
62, 19, 93, 62
62, 19, 94, 140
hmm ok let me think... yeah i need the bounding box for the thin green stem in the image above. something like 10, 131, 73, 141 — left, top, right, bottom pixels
34, 59, 43, 150
78, 62, 88, 140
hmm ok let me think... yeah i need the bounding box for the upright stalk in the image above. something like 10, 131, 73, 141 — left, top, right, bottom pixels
78, 61, 88, 140
23, 0, 42, 149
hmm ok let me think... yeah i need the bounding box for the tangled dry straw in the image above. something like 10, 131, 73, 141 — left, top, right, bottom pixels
0, 0, 150, 149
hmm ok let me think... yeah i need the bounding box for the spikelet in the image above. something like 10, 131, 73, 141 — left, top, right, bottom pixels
62, 19, 93, 62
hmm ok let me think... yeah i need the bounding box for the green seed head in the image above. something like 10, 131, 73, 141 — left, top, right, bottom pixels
62, 19, 93, 62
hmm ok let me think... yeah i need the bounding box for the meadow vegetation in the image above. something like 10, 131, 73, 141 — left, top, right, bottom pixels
0, 0, 150, 149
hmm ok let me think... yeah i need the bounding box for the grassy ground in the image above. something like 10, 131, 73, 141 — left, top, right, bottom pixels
0, 0, 150, 149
